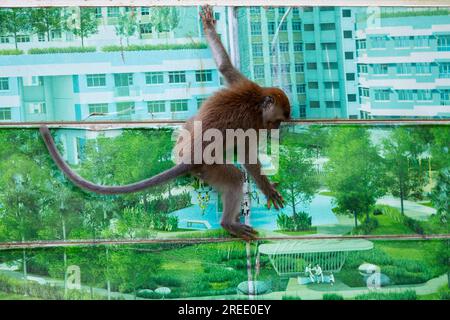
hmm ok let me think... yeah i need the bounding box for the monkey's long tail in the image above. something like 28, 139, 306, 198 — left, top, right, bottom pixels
40, 126, 192, 195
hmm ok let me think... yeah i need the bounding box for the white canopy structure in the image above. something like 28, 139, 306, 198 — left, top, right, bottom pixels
258, 239, 373, 277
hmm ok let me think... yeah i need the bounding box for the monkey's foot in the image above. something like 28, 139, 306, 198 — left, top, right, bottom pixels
222, 223, 258, 241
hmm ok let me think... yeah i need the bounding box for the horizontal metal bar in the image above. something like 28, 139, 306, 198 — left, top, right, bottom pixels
0, 119, 448, 130
0, 234, 448, 250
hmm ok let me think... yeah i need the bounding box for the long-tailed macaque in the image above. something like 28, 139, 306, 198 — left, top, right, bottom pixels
40, 6, 291, 240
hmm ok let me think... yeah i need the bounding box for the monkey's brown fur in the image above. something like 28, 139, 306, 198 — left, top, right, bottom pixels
41, 5, 291, 240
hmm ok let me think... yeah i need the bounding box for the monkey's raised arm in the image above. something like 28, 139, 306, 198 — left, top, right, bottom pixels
244, 162, 285, 210
200, 5, 246, 85
40, 126, 192, 194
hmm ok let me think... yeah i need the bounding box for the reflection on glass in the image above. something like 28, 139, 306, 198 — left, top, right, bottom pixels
0, 7, 449, 121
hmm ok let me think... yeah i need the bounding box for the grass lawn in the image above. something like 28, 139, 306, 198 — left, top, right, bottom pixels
274, 228, 317, 236
370, 214, 415, 235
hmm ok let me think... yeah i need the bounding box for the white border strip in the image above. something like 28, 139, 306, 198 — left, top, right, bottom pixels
0, 0, 449, 7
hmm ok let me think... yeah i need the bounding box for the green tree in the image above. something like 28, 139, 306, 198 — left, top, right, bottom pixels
149, 7, 180, 33
0, 8, 32, 49
115, 8, 138, 47
30, 7, 62, 42
325, 127, 386, 228
64, 7, 98, 47
276, 145, 319, 215
383, 127, 429, 214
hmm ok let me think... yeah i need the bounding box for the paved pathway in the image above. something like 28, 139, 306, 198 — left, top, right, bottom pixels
377, 196, 436, 221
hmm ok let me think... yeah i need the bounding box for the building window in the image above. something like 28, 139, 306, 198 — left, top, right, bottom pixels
278, 7, 286, 15
342, 9, 351, 17
147, 101, 166, 113
345, 51, 354, 60
437, 36, 450, 51
305, 43, 316, 50
439, 63, 450, 78
320, 23, 335, 31
307, 63, 317, 70
371, 36, 386, 48
170, 99, 189, 112
296, 84, 306, 94
252, 43, 263, 57
295, 64, 304, 73
267, 22, 275, 35
279, 21, 288, 31
37, 33, 46, 42
196, 97, 208, 109
397, 90, 414, 101
346, 73, 355, 81
114, 73, 133, 87
299, 104, 306, 118
293, 42, 303, 52
88, 103, 108, 114
326, 101, 341, 108
343, 30, 352, 39
16, 35, 30, 43
440, 90, 450, 105
320, 7, 334, 11
394, 36, 410, 48
308, 82, 318, 89
107, 7, 120, 18
145, 72, 164, 84
140, 23, 152, 34
321, 43, 336, 50
414, 36, 429, 48
0, 77, 9, 91
0, 36, 9, 43
359, 87, 370, 97
356, 39, 366, 50
373, 64, 389, 75
116, 102, 135, 115
325, 82, 339, 89
374, 89, 391, 101
195, 70, 213, 82
141, 7, 150, 16
304, 24, 314, 31
416, 63, 431, 74
310, 101, 320, 108
292, 8, 300, 16
86, 74, 106, 87
250, 22, 262, 36
27, 102, 46, 114
396, 63, 412, 75
347, 94, 357, 102
94, 7, 102, 18
0, 107, 12, 120
292, 21, 301, 31
323, 62, 338, 70
214, 12, 220, 20
280, 64, 290, 73
304, 7, 313, 12
358, 64, 368, 74
279, 42, 289, 52
253, 65, 265, 78
169, 71, 186, 83
417, 90, 433, 101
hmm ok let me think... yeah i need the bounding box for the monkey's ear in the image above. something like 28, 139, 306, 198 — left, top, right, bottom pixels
261, 96, 274, 109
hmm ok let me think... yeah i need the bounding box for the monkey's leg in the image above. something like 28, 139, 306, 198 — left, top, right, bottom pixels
199, 165, 258, 240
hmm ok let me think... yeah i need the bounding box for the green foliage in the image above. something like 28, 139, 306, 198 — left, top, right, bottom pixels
0, 49, 24, 55
381, 9, 449, 18
63, 7, 99, 47
148, 7, 180, 32
355, 290, 417, 300
354, 217, 379, 234
323, 293, 344, 300
29, 8, 62, 42
114, 9, 138, 46
28, 46, 96, 54
0, 8, 32, 49
430, 168, 450, 223
101, 42, 207, 52
282, 295, 302, 300
276, 211, 312, 232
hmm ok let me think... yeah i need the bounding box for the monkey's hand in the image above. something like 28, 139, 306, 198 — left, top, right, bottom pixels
200, 5, 216, 30
266, 183, 285, 210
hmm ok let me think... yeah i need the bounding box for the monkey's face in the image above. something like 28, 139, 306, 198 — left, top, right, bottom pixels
261, 88, 291, 129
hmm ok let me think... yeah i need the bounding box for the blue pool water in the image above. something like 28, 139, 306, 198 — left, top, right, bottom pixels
171, 195, 338, 231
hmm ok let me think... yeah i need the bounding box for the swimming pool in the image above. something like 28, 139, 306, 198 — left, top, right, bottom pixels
171, 195, 338, 231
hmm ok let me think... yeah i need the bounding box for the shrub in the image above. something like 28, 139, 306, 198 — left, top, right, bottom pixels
0, 49, 23, 55
277, 211, 312, 231
28, 47, 96, 54
356, 217, 379, 234
355, 290, 417, 300
403, 216, 425, 234
438, 285, 450, 300
323, 293, 344, 300
282, 295, 301, 300
101, 43, 208, 52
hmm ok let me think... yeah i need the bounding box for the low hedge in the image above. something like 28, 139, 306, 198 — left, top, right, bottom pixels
28, 46, 96, 54
0, 49, 24, 55
101, 43, 207, 52
355, 290, 417, 300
